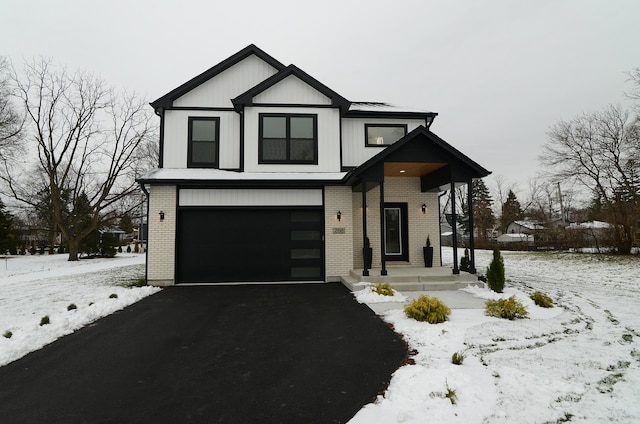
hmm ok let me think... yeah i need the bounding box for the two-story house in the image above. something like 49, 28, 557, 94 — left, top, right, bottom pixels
138, 45, 490, 286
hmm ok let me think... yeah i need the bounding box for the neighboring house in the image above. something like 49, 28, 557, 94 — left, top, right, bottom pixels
137, 45, 490, 286
496, 233, 534, 244
506, 220, 545, 235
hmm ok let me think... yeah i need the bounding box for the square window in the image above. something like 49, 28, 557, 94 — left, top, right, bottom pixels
188, 117, 219, 168
365, 124, 407, 147
259, 114, 317, 164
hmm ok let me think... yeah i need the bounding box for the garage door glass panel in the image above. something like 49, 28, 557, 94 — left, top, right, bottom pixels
291, 230, 321, 241
291, 248, 321, 259
291, 211, 321, 222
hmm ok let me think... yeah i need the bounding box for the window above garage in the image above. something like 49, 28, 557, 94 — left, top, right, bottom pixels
259, 113, 318, 164
188, 117, 219, 168
365, 123, 407, 147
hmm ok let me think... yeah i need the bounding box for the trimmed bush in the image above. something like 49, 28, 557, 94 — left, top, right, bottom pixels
485, 296, 529, 320
67, 303, 77, 311
451, 351, 466, 365
404, 295, 451, 324
530, 291, 554, 308
486, 245, 505, 293
3, 330, 12, 339
371, 282, 394, 296
39, 316, 50, 326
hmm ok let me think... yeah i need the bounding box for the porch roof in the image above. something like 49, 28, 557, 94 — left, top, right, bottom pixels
343, 125, 491, 191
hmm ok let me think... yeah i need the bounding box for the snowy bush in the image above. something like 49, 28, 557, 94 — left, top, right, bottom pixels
39, 316, 50, 326
485, 296, 529, 320
487, 245, 505, 293
109, 293, 118, 299
404, 295, 451, 324
530, 291, 553, 308
3, 331, 12, 339
371, 282, 394, 296
451, 350, 466, 365
67, 303, 77, 311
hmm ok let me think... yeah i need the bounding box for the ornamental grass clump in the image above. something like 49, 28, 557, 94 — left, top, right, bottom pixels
485, 295, 529, 320
404, 295, 451, 324
451, 350, 466, 365
371, 282, 394, 296
530, 291, 554, 308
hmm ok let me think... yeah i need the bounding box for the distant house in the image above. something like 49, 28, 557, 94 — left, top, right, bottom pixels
497, 233, 534, 244
506, 220, 545, 234
137, 45, 490, 286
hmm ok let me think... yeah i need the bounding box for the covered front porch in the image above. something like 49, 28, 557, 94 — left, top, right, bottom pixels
342, 125, 491, 280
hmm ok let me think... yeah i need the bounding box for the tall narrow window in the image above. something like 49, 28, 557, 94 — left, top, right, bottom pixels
259, 114, 317, 164
365, 124, 407, 146
188, 117, 219, 168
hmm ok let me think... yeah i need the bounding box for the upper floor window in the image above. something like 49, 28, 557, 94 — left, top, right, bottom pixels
259, 114, 318, 164
365, 124, 407, 146
188, 117, 219, 168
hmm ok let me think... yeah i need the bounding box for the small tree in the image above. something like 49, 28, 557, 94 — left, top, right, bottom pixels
486, 245, 505, 293
459, 248, 470, 272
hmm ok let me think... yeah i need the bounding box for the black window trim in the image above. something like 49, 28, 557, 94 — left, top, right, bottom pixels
188, 116, 220, 168
364, 123, 408, 147
259, 113, 318, 165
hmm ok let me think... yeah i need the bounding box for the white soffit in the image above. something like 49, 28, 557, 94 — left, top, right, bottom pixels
180, 188, 323, 207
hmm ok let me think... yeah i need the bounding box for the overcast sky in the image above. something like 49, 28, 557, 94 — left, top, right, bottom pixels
2, 0, 639, 197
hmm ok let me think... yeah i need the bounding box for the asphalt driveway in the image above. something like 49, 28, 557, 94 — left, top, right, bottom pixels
0, 283, 407, 424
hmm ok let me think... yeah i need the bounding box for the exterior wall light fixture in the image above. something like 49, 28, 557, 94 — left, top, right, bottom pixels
159, 211, 165, 221
421, 204, 427, 214
337, 211, 342, 222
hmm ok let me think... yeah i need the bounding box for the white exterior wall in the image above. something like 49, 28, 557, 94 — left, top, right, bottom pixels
324, 186, 353, 281
162, 109, 240, 169
172, 55, 279, 108
352, 177, 440, 269
147, 185, 176, 286
341, 118, 426, 167
244, 106, 341, 173
253, 76, 332, 105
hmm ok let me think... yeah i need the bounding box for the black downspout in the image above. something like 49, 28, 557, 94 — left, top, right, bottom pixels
439, 191, 448, 267
379, 180, 387, 276
239, 110, 245, 172
467, 178, 476, 274
157, 108, 164, 168
451, 180, 460, 274
138, 183, 150, 285
362, 182, 369, 277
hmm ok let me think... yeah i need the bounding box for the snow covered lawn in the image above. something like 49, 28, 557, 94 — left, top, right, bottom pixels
0, 252, 159, 367
349, 248, 640, 424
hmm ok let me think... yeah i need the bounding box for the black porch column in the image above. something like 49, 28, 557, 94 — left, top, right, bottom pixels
362, 182, 369, 277
451, 180, 460, 274
379, 180, 387, 276
467, 178, 476, 274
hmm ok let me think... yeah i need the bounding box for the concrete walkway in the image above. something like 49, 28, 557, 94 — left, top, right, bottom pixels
364, 289, 487, 315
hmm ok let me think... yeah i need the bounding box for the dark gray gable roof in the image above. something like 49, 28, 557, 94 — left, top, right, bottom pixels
150, 44, 286, 111
232, 64, 351, 111
344, 125, 491, 184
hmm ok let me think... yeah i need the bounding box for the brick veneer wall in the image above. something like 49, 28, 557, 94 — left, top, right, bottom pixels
324, 186, 354, 281
147, 185, 176, 286
352, 177, 440, 269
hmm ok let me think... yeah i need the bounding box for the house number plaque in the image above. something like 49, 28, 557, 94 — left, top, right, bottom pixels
333, 227, 346, 234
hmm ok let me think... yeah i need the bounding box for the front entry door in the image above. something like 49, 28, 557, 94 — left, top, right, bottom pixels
384, 202, 409, 261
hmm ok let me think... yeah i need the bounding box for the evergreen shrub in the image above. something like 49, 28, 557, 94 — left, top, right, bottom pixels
486, 245, 505, 293
404, 295, 451, 324
3, 330, 12, 339
485, 296, 529, 320
109, 293, 118, 299
530, 291, 554, 308
371, 282, 394, 296
67, 304, 77, 311
39, 316, 50, 326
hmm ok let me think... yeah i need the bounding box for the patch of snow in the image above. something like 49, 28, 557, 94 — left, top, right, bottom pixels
352, 283, 408, 303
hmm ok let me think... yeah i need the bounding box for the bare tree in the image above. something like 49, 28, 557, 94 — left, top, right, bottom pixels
0, 57, 23, 161
1, 58, 157, 260
541, 104, 639, 253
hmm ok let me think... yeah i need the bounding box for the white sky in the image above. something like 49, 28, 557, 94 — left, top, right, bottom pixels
2, 0, 639, 192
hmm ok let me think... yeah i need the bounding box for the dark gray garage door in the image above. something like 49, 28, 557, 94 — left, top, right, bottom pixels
176, 208, 324, 283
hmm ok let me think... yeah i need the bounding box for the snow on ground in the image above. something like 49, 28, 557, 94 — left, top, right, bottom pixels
0, 252, 159, 367
349, 248, 640, 424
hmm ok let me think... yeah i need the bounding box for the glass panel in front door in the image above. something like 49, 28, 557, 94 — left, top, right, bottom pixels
385, 208, 402, 255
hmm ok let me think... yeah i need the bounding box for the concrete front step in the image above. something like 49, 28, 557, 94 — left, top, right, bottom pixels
341, 266, 484, 292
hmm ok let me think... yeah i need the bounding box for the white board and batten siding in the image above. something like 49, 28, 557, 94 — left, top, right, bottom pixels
180, 189, 323, 207
253, 76, 333, 105
162, 109, 240, 169
341, 118, 426, 167
244, 106, 341, 173
172, 55, 280, 108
